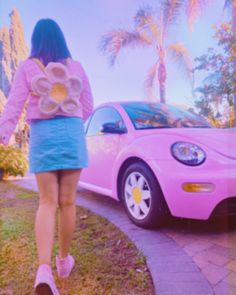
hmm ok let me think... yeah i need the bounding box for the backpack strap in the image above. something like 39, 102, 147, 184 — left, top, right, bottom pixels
30, 58, 46, 97
32, 58, 46, 72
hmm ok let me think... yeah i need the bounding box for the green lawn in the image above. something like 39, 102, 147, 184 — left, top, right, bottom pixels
0, 181, 154, 295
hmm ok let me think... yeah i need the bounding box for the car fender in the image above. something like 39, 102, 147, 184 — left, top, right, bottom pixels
111, 136, 170, 199
110, 133, 216, 201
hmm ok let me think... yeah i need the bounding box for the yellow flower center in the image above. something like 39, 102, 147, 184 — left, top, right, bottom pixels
50, 83, 68, 102
132, 187, 142, 204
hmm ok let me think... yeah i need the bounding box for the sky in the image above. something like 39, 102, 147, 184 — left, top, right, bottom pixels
0, 0, 230, 108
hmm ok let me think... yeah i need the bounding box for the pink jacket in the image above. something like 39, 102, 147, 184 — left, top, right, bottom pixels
0, 58, 94, 144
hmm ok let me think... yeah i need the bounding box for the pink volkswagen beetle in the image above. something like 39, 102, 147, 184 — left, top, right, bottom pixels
79, 101, 236, 228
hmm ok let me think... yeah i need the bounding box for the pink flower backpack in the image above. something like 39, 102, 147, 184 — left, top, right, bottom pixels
31, 58, 82, 115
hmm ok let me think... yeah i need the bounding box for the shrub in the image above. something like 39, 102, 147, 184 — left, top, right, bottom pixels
0, 144, 28, 179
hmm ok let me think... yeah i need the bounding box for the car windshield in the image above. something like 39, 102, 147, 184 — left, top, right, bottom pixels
122, 102, 212, 130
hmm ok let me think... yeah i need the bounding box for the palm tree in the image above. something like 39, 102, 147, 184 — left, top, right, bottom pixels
181, 0, 235, 28
100, 4, 192, 104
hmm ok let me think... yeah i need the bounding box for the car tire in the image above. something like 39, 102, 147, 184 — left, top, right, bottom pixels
120, 162, 167, 229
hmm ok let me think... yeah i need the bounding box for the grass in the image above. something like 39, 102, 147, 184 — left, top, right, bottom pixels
0, 181, 154, 295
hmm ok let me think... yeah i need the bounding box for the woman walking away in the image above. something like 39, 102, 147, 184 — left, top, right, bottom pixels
0, 19, 94, 295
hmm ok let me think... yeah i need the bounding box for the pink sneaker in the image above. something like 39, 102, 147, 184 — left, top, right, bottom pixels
56, 255, 75, 278
34, 264, 60, 295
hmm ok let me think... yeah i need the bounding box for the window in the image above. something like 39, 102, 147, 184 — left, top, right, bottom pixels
122, 102, 212, 129
86, 106, 126, 136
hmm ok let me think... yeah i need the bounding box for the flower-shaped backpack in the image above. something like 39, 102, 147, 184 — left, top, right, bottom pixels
31, 58, 82, 115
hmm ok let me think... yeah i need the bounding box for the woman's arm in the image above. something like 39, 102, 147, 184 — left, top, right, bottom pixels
0, 62, 30, 145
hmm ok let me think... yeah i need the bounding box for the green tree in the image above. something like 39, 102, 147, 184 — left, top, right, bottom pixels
100, 4, 192, 103
0, 9, 29, 149
182, 0, 236, 124
194, 23, 235, 127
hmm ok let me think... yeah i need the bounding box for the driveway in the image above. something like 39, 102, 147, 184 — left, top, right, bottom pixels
12, 175, 236, 295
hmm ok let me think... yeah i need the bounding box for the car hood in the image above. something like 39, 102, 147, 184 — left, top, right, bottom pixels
137, 128, 236, 159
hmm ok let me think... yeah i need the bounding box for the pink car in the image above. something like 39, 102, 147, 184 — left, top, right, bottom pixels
80, 101, 236, 228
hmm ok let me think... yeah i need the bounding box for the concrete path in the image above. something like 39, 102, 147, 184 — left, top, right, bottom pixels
11, 175, 236, 295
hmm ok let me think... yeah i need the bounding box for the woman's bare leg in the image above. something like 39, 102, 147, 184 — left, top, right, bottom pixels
58, 169, 81, 258
35, 171, 59, 266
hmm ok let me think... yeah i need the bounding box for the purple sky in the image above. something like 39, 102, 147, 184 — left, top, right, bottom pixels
0, 0, 230, 108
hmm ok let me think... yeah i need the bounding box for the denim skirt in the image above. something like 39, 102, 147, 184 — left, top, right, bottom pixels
29, 116, 88, 173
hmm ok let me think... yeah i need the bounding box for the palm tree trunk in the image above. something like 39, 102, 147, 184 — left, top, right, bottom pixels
233, 0, 236, 126
158, 61, 166, 104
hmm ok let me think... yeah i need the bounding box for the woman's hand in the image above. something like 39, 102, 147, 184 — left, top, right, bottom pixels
0, 136, 6, 145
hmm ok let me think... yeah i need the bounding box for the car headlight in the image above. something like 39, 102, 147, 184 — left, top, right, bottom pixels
171, 142, 206, 166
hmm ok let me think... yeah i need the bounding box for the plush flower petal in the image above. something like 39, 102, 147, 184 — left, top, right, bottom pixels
61, 98, 80, 114
45, 63, 68, 83
67, 76, 82, 96
38, 96, 60, 115
31, 75, 51, 96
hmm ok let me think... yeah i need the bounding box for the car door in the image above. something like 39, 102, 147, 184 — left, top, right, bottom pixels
81, 106, 127, 191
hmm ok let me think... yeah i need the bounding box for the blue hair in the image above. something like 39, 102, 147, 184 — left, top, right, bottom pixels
30, 19, 72, 66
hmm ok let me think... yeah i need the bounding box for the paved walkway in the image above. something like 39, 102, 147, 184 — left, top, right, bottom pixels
11, 175, 236, 295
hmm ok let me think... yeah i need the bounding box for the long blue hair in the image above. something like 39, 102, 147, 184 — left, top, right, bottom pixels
30, 19, 72, 66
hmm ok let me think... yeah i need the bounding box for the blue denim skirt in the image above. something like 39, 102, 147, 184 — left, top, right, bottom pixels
29, 116, 88, 173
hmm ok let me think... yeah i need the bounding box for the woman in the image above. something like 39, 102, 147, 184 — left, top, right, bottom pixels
0, 19, 94, 295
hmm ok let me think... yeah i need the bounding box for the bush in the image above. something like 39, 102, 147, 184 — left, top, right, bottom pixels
0, 144, 28, 178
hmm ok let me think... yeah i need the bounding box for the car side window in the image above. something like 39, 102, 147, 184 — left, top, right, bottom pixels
86, 106, 126, 136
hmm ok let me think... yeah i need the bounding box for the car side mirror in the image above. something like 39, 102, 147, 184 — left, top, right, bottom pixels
101, 122, 127, 134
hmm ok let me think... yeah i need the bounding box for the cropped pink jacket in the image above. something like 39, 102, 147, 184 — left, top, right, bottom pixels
0, 58, 94, 144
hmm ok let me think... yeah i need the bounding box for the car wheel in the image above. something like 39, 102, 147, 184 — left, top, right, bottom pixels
121, 162, 167, 228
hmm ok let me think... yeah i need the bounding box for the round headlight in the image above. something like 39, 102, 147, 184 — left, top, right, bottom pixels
171, 142, 206, 166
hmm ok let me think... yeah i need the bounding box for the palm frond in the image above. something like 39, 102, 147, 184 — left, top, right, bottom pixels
134, 5, 153, 27
167, 43, 193, 79
185, 0, 209, 30
162, 0, 183, 29
99, 30, 151, 66
134, 6, 162, 44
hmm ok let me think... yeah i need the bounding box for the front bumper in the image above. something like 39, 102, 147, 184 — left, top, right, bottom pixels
147, 158, 236, 220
